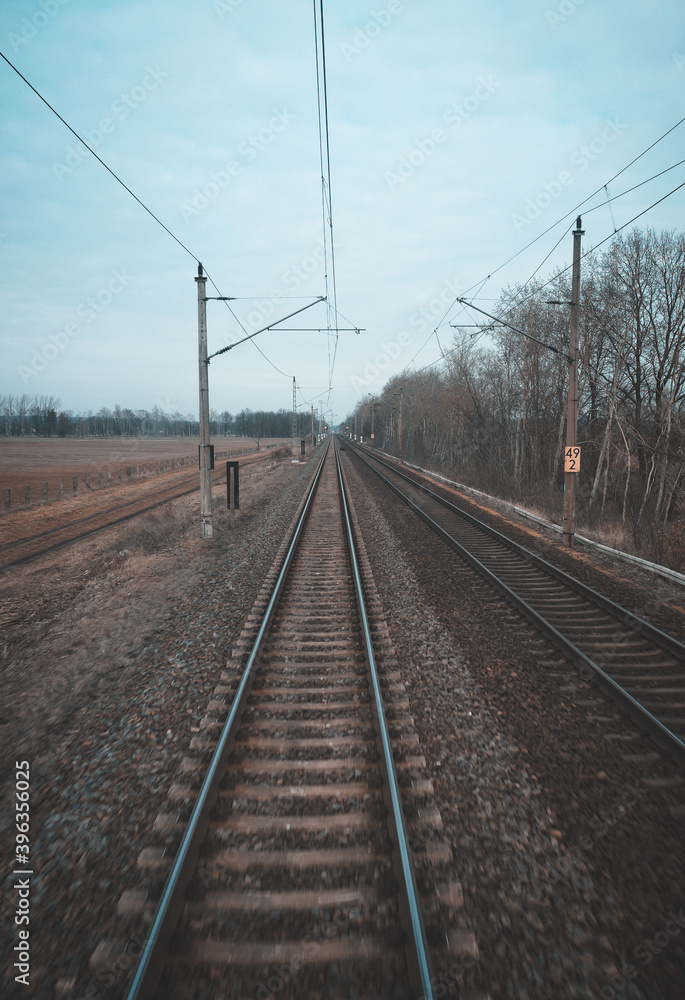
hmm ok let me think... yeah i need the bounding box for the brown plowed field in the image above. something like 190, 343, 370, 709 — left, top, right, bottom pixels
0, 437, 289, 510
0, 439, 295, 566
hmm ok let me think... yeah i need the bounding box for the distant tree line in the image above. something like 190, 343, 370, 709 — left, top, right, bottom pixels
346, 228, 685, 564
0, 397, 313, 442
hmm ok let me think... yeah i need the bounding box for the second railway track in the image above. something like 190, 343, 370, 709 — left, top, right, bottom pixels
345, 440, 685, 766
125, 438, 436, 1000
0, 452, 269, 569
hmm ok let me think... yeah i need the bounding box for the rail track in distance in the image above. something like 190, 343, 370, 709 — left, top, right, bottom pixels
125, 438, 436, 1000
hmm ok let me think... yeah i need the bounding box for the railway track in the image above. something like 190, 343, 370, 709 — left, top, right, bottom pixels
345, 440, 685, 767
0, 452, 269, 569
125, 439, 435, 1000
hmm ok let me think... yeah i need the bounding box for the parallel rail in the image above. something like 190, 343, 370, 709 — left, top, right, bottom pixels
1, 453, 268, 569
126, 438, 433, 1000
346, 439, 685, 767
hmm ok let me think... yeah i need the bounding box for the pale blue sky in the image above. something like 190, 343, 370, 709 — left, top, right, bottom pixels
1, 0, 684, 425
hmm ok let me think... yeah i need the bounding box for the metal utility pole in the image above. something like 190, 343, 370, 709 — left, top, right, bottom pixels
354, 410, 358, 441
563, 216, 584, 547
196, 263, 213, 538
371, 400, 376, 448
292, 376, 297, 441
398, 387, 403, 465
311, 404, 315, 444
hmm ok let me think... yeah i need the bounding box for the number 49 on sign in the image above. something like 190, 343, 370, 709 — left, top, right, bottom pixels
565, 446, 581, 473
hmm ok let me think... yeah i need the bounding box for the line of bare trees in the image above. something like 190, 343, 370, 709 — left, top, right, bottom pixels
0, 395, 62, 437
347, 227, 685, 565
0, 397, 312, 442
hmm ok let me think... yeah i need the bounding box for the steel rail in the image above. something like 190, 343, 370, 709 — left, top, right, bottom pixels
1, 453, 271, 553
1, 473, 203, 551
334, 439, 434, 1000
0, 475, 200, 552
125, 439, 330, 1000
345, 439, 685, 768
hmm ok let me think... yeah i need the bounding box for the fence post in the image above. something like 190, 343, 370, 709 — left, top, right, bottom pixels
118, 468, 122, 482
4, 488, 10, 509
59, 477, 64, 498
24, 485, 30, 506
85, 474, 91, 490
136, 465, 140, 477
97, 472, 101, 488
126, 467, 131, 477
72, 476, 78, 494
108, 470, 112, 485
42, 481, 48, 502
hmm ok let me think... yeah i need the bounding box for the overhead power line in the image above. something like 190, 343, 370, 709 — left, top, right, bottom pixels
0, 50, 199, 263
312, 0, 341, 403
582, 158, 685, 217
420, 177, 685, 380
0, 49, 303, 382
439, 155, 685, 353
433, 116, 685, 339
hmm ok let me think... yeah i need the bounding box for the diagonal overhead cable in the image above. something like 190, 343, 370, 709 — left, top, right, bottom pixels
418, 177, 685, 380
431, 116, 685, 340
0, 50, 199, 263
0, 49, 300, 380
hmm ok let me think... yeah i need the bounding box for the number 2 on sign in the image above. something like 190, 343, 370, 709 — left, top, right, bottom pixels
565, 446, 581, 472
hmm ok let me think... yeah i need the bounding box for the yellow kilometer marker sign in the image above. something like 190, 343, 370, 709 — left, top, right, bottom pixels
564, 446, 581, 473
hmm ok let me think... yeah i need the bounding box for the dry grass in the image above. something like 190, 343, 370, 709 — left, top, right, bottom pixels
0, 435, 290, 504
486, 485, 685, 572
115, 503, 195, 555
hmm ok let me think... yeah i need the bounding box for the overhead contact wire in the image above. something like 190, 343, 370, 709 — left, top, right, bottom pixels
313, 0, 340, 403
440, 117, 685, 326
418, 177, 685, 381
412, 126, 685, 374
